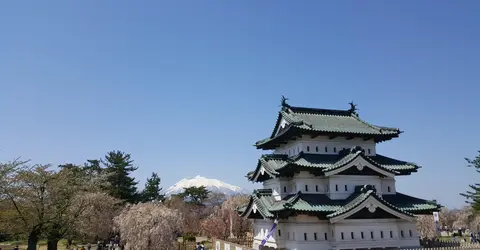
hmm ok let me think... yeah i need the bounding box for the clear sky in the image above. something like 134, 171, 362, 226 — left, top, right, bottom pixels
0, 1, 479, 209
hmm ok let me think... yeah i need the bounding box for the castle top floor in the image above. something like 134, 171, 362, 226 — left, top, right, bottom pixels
273, 135, 377, 157
255, 97, 402, 151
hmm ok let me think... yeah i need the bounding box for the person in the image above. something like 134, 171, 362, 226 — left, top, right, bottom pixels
195, 242, 202, 250
87, 243, 91, 250
81, 246, 86, 250
13, 246, 19, 250
201, 243, 206, 250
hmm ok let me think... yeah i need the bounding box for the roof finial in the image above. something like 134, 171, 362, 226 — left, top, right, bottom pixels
348, 101, 358, 114
281, 95, 290, 108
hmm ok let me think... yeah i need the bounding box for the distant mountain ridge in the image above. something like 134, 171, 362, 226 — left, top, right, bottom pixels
165, 175, 250, 196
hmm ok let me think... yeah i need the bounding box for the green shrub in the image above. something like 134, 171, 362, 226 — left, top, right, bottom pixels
182, 235, 196, 242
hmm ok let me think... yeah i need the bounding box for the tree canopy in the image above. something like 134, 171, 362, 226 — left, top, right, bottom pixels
102, 150, 139, 203
114, 203, 183, 250
178, 186, 210, 205
460, 150, 480, 212
141, 172, 165, 202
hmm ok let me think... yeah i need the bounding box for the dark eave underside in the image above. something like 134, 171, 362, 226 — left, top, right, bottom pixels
238, 188, 441, 220
257, 127, 400, 150
247, 150, 419, 182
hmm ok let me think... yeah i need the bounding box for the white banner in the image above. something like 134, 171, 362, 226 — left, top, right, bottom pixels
216, 241, 221, 250
225, 243, 231, 250
433, 212, 439, 222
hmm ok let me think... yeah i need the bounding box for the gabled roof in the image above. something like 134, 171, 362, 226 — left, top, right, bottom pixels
247, 147, 419, 182
239, 187, 441, 220
239, 189, 277, 218
255, 101, 401, 149
327, 185, 415, 223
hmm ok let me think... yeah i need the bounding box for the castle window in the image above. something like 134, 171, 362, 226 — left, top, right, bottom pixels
361, 232, 364, 239
351, 232, 354, 239
335, 185, 338, 191
409, 230, 413, 237
388, 186, 391, 192
341, 232, 344, 240
334, 147, 337, 153
368, 149, 371, 154
325, 146, 328, 152
390, 231, 393, 238
284, 186, 287, 192
305, 185, 308, 192
370, 231, 374, 239
314, 233, 317, 240
315, 185, 319, 192
324, 232, 328, 240
307, 146, 310, 152
304, 233, 307, 241
401, 230, 404, 237
278, 230, 282, 237
380, 231, 384, 238
344, 185, 348, 191
316, 146, 319, 152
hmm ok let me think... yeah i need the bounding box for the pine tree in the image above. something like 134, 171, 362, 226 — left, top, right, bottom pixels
102, 150, 139, 203
461, 150, 480, 212
83, 159, 102, 175
179, 186, 210, 205
141, 172, 165, 202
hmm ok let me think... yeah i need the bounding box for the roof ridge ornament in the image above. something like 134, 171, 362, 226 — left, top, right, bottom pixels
348, 101, 358, 115
280, 95, 290, 109
360, 184, 376, 193
350, 146, 364, 154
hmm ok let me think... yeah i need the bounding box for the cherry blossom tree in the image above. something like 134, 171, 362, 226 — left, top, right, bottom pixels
165, 195, 205, 235
453, 206, 478, 230
201, 195, 251, 239
73, 192, 122, 242
416, 215, 437, 239
440, 208, 459, 230
114, 203, 183, 250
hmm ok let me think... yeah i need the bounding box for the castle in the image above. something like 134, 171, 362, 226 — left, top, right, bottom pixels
238, 98, 440, 250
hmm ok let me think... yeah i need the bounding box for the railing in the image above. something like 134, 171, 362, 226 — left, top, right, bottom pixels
403, 246, 480, 250
420, 239, 480, 248
212, 238, 254, 250
223, 236, 254, 247
199, 238, 480, 250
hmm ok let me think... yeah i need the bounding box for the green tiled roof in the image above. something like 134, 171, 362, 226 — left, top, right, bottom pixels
255, 102, 401, 149
382, 192, 441, 212
239, 189, 277, 218
239, 187, 441, 220
326, 185, 415, 218
247, 147, 419, 182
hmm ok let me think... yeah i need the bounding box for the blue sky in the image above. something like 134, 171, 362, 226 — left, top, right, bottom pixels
0, 1, 479, 209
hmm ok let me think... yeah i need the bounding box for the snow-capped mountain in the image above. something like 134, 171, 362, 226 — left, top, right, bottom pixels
165, 175, 249, 196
